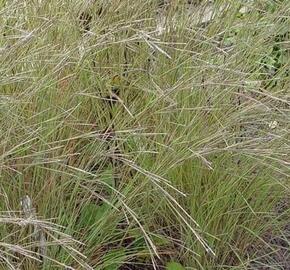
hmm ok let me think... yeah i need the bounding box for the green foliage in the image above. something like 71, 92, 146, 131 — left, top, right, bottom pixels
166, 261, 186, 270
78, 203, 110, 228
0, 0, 289, 270
103, 248, 126, 270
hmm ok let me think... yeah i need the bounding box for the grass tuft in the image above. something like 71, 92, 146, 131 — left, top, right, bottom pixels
0, 0, 289, 269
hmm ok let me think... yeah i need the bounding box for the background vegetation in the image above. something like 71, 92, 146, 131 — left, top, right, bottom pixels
0, 0, 289, 269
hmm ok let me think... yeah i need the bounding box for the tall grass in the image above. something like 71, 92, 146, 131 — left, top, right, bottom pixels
0, 0, 289, 269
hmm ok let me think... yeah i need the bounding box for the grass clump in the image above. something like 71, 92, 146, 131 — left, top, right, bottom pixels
0, 0, 289, 269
